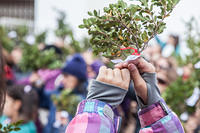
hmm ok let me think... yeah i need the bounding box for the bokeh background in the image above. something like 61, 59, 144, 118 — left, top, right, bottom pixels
0, 0, 200, 133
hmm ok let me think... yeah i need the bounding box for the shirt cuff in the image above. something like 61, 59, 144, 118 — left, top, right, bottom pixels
87, 80, 128, 108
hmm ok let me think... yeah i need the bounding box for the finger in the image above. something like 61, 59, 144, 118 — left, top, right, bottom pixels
115, 62, 128, 69
128, 57, 155, 73
121, 69, 130, 82
128, 63, 146, 89
121, 69, 130, 90
128, 63, 148, 103
106, 68, 114, 81
137, 58, 155, 73
128, 57, 140, 65
113, 68, 122, 81
96, 66, 107, 81
114, 62, 123, 69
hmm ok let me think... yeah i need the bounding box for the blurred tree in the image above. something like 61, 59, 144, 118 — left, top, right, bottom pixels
15, 26, 29, 43
54, 10, 81, 53
35, 31, 47, 44
52, 90, 80, 116
163, 18, 200, 116
19, 43, 63, 72
0, 26, 15, 52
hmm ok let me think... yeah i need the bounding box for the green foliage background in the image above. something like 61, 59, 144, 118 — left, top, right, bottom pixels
51, 90, 81, 116
163, 18, 200, 116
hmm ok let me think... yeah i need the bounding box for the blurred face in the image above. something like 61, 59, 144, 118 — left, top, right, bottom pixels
143, 45, 161, 62
182, 64, 192, 81
11, 48, 22, 65
62, 74, 78, 90
167, 36, 176, 46
87, 65, 96, 79
3, 95, 21, 118
55, 111, 69, 126
154, 58, 170, 93
82, 51, 94, 65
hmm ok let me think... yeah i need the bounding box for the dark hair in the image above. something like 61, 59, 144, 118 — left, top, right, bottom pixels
170, 34, 179, 49
0, 44, 6, 113
7, 85, 38, 122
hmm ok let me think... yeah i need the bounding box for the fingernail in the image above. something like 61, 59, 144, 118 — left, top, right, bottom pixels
123, 62, 128, 66
128, 64, 136, 71
114, 64, 119, 68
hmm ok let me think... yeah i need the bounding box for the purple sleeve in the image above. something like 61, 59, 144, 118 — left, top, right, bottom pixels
138, 99, 184, 133
65, 99, 121, 133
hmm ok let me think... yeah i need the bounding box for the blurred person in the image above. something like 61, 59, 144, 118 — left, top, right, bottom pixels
54, 39, 65, 49
82, 50, 104, 79
2, 47, 14, 67
0, 44, 6, 112
153, 56, 178, 93
0, 85, 38, 133
11, 46, 23, 66
16, 46, 62, 110
87, 61, 104, 79
155, 34, 180, 57
43, 54, 88, 133
65, 57, 184, 133
82, 50, 94, 65
2, 48, 15, 85
143, 44, 161, 62
17, 45, 62, 91
10, 46, 31, 82
194, 107, 200, 133
119, 83, 141, 133
185, 115, 198, 133
119, 97, 139, 133
182, 64, 193, 81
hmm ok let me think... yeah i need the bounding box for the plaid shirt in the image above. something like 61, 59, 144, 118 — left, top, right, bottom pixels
65, 99, 121, 133
65, 99, 184, 133
139, 99, 184, 133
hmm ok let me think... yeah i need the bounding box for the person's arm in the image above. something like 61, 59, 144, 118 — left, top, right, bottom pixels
115, 57, 185, 133
65, 67, 130, 133
155, 36, 166, 49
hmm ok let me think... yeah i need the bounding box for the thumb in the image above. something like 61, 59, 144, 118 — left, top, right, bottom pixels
128, 63, 145, 88
128, 63, 147, 103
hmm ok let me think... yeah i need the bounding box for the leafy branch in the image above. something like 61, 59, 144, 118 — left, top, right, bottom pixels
0, 120, 23, 133
79, 0, 180, 59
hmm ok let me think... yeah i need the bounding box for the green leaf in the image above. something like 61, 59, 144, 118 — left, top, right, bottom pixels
79, 25, 85, 29
172, 0, 180, 5
14, 127, 21, 131
142, 31, 148, 42
130, 5, 138, 15
158, 23, 166, 34
88, 11, 93, 16
104, 7, 109, 13
93, 10, 98, 16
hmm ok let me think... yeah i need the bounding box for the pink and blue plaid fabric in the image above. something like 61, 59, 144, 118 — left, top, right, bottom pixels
139, 99, 185, 133
66, 99, 184, 133
65, 99, 121, 133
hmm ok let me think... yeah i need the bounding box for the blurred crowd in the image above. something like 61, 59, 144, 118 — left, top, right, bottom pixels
0, 33, 200, 133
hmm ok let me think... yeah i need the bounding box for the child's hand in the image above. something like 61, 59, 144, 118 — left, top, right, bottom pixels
115, 57, 155, 73
115, 57, 156, 104
96, 66, 130, 90
87, 66, 130, 108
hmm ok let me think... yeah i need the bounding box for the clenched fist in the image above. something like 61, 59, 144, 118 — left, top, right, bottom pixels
96, 66, 130, 90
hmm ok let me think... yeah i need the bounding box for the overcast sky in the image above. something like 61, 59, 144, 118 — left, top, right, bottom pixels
35, 0, 200, 54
